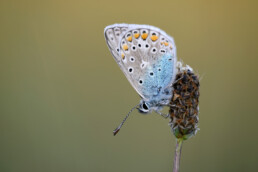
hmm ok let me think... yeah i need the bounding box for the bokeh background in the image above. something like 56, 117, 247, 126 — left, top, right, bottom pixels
1, 0, 258, 172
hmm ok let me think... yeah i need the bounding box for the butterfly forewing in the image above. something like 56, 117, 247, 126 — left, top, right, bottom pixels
104, 24, 129, 65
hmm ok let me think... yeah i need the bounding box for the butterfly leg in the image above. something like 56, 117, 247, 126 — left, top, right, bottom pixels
156, 111, 170, 119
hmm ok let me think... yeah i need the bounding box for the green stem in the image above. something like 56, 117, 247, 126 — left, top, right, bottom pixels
173, 138, 183, 172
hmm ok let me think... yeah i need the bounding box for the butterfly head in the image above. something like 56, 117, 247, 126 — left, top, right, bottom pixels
138, 101, 151, 113
138, 99, 164, 114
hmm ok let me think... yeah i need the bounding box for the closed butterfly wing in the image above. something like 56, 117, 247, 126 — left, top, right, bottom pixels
104, 24, 177, 102
117, 24, 177, 101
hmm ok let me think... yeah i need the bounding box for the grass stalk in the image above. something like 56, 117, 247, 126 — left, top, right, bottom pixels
173, 138, 183, 172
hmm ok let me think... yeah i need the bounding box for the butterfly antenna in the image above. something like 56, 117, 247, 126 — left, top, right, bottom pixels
113, 104, 140, 136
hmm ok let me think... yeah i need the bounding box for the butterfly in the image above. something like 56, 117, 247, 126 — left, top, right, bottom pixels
104, 24, 177, 135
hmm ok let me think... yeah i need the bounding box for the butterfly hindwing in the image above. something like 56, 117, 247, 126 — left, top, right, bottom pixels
104, 24, 177, 101
117, 25, 177, 100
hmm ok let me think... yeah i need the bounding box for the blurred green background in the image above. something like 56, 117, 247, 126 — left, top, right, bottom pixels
0, 0, 258, 172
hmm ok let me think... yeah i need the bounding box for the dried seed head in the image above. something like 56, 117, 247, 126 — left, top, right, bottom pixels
169, 62, 200, 140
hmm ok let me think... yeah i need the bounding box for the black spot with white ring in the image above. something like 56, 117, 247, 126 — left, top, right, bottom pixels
139, 80, 143, 84
151, 47, 157, 54
131, 46, 136, 51
130, 57, 135, 62
128, 67, 133, 73
160, 49, 166, 54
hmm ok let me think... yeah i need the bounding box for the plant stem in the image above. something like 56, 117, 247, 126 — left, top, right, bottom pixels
173, 138, 183, 172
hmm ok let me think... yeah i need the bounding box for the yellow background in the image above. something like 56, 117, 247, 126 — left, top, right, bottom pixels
0, 0, 257, 171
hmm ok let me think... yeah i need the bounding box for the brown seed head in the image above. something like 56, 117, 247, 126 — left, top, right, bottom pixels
169, 62, 200, 140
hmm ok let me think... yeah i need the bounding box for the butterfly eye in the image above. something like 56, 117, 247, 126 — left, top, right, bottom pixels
142, 103, 149, 110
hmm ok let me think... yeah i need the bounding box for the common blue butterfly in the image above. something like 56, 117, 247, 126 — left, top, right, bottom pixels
104, 24, 177, 135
